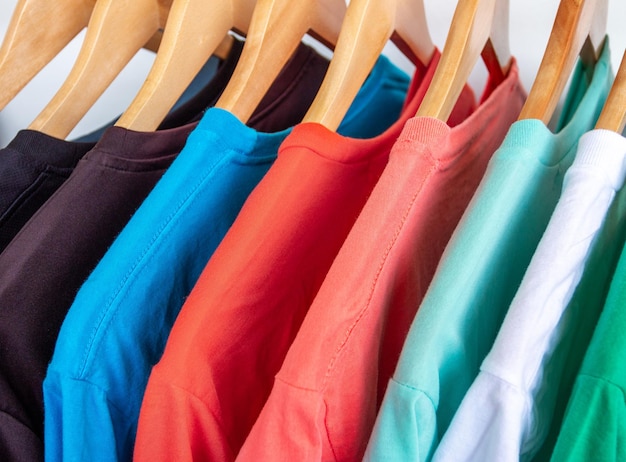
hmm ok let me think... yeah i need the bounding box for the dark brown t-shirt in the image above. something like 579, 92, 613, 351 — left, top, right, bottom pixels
0, 38, 245, 256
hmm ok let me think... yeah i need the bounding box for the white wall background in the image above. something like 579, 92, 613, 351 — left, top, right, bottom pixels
0, 0, 624, 146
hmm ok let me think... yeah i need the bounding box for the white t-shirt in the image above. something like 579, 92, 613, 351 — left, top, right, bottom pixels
432, 129, 626, 462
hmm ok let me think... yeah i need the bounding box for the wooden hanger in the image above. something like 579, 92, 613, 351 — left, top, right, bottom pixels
27, 0, 176, 139
302, 0, 435, 131
595, 50, 626, 133
115, 0, 255, 132
0, 0, 95, 112
415, 0, 511, 121
518, 0, 608, 123
215, 0, 346, 124
0, 0, 165, 113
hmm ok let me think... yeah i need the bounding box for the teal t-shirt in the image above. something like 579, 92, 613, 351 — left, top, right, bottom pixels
43, 55, 410, 462
550, 195, 626, 461
364, 41, 613, 462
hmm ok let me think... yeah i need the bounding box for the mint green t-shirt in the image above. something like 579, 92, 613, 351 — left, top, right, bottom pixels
548, 133, 626, 462
364, 41, 613, 462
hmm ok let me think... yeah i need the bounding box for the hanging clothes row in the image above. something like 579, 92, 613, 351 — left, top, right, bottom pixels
0, 0, 624, 461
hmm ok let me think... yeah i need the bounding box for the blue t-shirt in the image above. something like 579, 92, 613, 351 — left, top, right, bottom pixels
43, 55, 410, 462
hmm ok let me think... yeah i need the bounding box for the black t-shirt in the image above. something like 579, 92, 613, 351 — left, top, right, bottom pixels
0, 38, 245, 256
0, 132, 95, 254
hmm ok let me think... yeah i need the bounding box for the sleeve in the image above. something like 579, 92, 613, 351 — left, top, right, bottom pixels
43, 371, 130, 462
133, 375, 235, 462
364, 378, 438, 462
431, 371, 528, 462
236, 378, 325, 462
550, 375, 626, 462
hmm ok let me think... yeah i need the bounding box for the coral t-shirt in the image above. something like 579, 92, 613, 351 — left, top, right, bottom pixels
134, 50, 477, 462
236, 61, 525, 462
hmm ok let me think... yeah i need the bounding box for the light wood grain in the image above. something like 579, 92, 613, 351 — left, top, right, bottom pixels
596, 49, 626, 133
0, 0, 168, 113
215, 0, 346, 124
415, 0, 511, 121
0, 0, 95, 111
115, 0, 253, 132
518, 0, 607, 123
27, 0, 174, 138
302, 0, 435, 131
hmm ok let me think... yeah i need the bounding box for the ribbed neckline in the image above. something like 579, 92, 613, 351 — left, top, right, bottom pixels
5, 130, 95, 169
573, 129, 626, 190
193, 107, 290, 161
279, 50, 443, 165
396, 58, 525, 162
500, 39, 613, 167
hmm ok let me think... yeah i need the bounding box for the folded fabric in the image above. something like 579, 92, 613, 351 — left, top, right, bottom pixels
550, 139, 626, 459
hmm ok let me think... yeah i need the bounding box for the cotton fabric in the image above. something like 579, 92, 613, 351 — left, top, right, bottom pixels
42, 53, 410, 462
0, 131, 94, 253
532, 130, 626, 460
550, 134, 626, 460
432, 129, 626, 462
0, 38, 243, 256
0, 125, 191, 462
0, 41, 335, 461
133, 49, 477, 462
236, 60, 525, 462
364, 42, 613, 462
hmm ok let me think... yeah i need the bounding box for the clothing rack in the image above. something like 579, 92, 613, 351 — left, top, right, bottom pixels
0, 1, 625, 461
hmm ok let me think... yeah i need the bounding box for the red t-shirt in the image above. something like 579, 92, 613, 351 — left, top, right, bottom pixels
236, 61, 526, 461
133, 50, 477, 462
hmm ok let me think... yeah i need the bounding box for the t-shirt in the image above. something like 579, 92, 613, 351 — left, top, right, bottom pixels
0, 41, 337, 461
133, 49, 478, 462
534, 130, 626, 460
431, 130, 626, 461
0, 38, 242, 256
0, 125, 190, 462
0, 132, 94, 253
364, 40, 613, 462
236, 61, 525, 462
550, 142, 626, 460
42, 53, 411, 462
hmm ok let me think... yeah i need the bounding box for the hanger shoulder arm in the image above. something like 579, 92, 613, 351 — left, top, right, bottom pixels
416, 0, 508, 120
302, 0, 397, 130
518, 0, 607, 123
28, 0, 164, 138
216, 0, 346, 124
0, 0, 94, 111
116, 0, 252, 132
596, 50, 626, 133
303, 0, 436, 131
